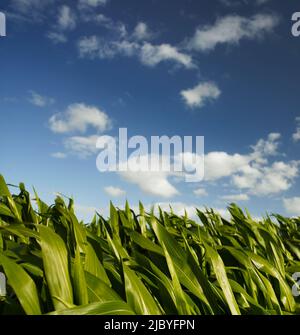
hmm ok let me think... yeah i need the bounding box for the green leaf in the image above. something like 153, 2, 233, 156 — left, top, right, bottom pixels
48, 301, 135, 315
0, 253, 41, 315
37, 225, 73, 311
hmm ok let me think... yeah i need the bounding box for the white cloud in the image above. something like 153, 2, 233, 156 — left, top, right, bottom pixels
49, 103, 111, 134
80, 12, 127, 38
152, 202, 198, 219
220, 194, 249, 201
51, 152, 67, 159
251, 132, 281, 160
47, 5, 76, 44
78, 36, 194, 69
104, 186, 126, 197
187, 14, 279, 52
256, 0, 272, 4
78, 36, 137, 59
147, 203, 230, 221
219, 0, 272, 6
181, 82, 221, 108
119, 154, 180, 198
107, 133, 298, 199
64, 135, 99, 158
202, 133, 299, 196
140, 43, 194, 68
28, 91, 55, 107
193, 188, 208, 196
293, 117, 300, 142
78, 0, 108, 8
234, 161, 300, 196
57, 5, 76, 31
132, 22, 153, 41
283, 197, 300, 216
10, 0, 54, 21
47, 31, 67, 44
205, 152, 249, 181
120, 170, 179, 198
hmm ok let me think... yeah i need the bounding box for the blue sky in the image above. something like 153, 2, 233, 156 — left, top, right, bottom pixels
1, 0, 300, 220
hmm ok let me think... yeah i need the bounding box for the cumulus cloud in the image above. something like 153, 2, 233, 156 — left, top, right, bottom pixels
94, 133, 299, 198
49, 103, 111, 134
28, 91, 55, 107
293, 117, 300, 142
187, 14, 279, 52
251, 132, 281, 160
283, 197, 300, 216
200, 133, 299, 196
118, 154, 180, 198
204, 152, 249, 181
181, 82, 221, 108
104, 186, 126, 197
233, 161, 299, 196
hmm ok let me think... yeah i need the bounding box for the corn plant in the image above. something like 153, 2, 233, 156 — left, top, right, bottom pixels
0, 175, 299, 315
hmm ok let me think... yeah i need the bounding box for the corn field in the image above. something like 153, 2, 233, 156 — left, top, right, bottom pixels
0, 175, 299, 315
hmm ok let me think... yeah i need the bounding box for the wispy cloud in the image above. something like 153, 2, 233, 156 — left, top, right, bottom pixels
78, 0, 109, 8
47, 5, 76, 43
47, 31, 67, 44
57, 5, 76, 31
10, 0, 55, 22
187, 14, 279, 52
132, 22, 154, 41
51, 152, 67, 159
193, 188, 208, 196
293, 117, 300, 142
63, 135, 99, 158
78, 36, 195, 69
28, 91, 55, 107
220, 194, 249, 201
181, 82, 221, 108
